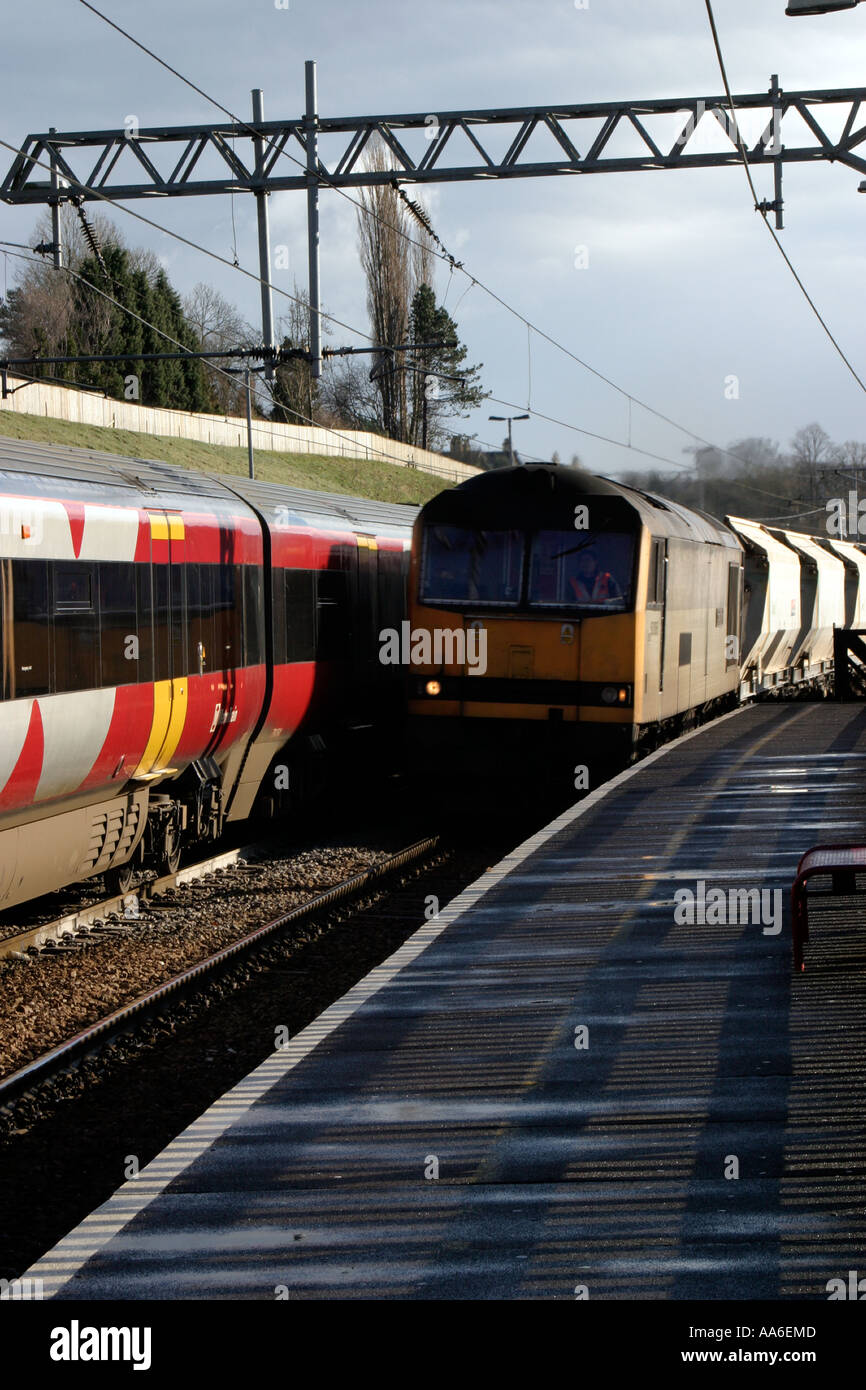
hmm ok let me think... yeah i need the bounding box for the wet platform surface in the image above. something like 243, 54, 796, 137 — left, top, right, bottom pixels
29, 703, 866, 1299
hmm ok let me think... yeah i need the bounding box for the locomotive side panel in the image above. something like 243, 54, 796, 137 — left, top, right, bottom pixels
633, 530, 739, 732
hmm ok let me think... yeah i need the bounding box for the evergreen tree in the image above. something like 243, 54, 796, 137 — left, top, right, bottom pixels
68, 247, 215, 410
407, 284, 484, 449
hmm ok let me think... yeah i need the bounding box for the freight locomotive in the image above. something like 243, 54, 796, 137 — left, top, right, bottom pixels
0, 437, 413, 912
407, 463, 852, 775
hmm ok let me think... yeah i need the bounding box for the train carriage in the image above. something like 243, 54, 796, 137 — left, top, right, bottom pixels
728, 516, 848, 694
0, 437, 414, 912
822, 536, 866, 629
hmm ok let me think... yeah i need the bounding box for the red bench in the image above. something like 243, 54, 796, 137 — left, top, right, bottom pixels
791, 843, 866, 971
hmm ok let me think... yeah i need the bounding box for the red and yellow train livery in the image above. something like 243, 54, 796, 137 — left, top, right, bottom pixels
0, 437, 412, 911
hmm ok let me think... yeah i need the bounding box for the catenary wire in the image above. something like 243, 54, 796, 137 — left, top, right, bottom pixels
703, 0, 866, 396
7, 12, 836, 498
75, 0, 786, 476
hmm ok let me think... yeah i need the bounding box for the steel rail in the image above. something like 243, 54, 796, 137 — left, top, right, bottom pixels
0, 843, 264, 962
0, 835, 441, 1108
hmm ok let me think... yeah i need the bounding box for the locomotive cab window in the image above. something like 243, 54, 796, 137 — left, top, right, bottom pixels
649, 538, 667, 606
528, 532, 634, 611
420, 525, 523, 607
726, 561, 742, 668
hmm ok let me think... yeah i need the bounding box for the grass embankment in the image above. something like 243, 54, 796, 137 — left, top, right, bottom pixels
0, 408, 449, 506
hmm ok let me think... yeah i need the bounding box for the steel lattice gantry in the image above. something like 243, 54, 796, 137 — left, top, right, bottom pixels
3, 75, 865, 373
4, 81, 866, 201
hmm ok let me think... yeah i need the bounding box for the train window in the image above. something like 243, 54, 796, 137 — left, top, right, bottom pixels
377, 549, 405, 634
242, 565, 265, 667
6, 560, 51, 699
316, 570, 349, 661
135, 565, 154, 683
99, 563, 138, 687
726, 563, 741, 668
0, 561, 8, 700
53, 562, 98, 692
649, 539, 667, 605
271, 567, 287, 666
420, 526, 523, 607
170, 563, 186, 679
152, 565, 171, 683
285, 569, 316, 663
528, 532, 634, 611
212, 566, 241, 671
187, 564, 213, 675
55, 564, 93, 610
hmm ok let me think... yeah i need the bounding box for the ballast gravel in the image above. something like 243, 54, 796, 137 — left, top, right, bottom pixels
0, 843, 389, 1079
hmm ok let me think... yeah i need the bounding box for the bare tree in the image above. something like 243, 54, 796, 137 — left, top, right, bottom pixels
182, 281, 252, 414
833, 439, 866, 472
255, 280, 335, 427
183, 281, 248, 350
38, 205, 124, 272
791, 422, 834, 503
317, 357, 381, 431
356, 140, 420, 441
0, 264, 77, 364
0, 207, 124, 366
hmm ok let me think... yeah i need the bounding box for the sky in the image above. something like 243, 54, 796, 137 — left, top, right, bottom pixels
1, 0, 865, 482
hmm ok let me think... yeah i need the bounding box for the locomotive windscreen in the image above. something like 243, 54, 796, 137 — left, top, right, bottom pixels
420, 520, 635, 612
528, 531, 634, 611
420, 526, 523, 606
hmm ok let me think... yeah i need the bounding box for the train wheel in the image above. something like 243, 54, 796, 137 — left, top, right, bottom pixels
159, 824, 182, 876
108, 861, 138, 895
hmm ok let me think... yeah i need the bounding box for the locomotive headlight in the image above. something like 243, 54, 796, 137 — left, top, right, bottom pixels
425, 680, 442, 696
601, 686, 619, 705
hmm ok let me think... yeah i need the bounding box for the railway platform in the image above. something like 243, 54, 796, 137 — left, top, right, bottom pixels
26, 702, 866, 1299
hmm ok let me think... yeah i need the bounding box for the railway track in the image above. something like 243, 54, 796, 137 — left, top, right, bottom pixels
0, 843, 268, 962
0, 835, 441, 1112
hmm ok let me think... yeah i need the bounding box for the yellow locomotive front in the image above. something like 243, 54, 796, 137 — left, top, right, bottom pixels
407, 465, 645, 784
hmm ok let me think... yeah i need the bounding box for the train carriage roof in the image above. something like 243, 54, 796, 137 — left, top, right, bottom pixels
419, 463, 740, 547
227, 475, 414, 540
0, 436, 417, 538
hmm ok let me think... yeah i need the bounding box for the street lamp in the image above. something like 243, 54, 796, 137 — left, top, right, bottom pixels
489, 413, 530, 467
785, 1, 861, 13
785, 2, 866, 183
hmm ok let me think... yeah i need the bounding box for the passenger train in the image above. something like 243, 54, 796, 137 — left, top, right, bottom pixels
407, 463, 855, 775
0, 437, 413, 912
